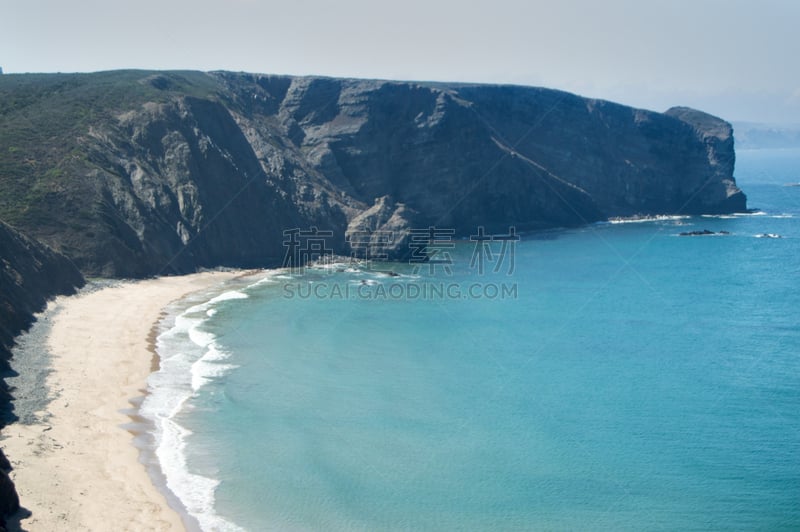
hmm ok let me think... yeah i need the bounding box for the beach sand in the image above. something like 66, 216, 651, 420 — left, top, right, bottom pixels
1, 271, 241, 531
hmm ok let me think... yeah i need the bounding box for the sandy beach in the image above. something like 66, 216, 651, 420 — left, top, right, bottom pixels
1, 271, 241, 531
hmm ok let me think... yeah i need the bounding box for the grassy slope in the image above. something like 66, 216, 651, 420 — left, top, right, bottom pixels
0, 70, 221, 229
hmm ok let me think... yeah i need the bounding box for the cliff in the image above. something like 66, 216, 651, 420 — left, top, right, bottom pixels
0, 221, 84, 521
0, 70, 746, 276
0, 220, 85, 425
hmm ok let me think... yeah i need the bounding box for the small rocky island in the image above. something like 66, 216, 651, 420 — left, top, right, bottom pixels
678, 229, 731, 236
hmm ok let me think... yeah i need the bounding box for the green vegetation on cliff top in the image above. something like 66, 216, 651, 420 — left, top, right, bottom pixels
0, 70, 219, 225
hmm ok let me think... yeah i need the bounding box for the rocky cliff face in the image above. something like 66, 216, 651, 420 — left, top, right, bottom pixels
0, 220, 83, 516
664, 106, 742, 213
0, 447, 19, 523
0, 220, 85, 425
0, 71, 746, 276
80, 96, 346, 276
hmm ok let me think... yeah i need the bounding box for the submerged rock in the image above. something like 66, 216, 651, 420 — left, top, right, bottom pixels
678, 229, 731, 236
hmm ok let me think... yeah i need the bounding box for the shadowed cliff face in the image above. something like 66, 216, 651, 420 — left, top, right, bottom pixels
0, 71, 746, 276
0, 220, 84, 426
0, 221, 82, 519
273, 79, 605, 232
81, 96, 348, 276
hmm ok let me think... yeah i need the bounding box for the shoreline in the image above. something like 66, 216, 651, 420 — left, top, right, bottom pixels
0, 271, 243, 531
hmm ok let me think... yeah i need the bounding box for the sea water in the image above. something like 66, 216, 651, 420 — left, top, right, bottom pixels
143, 148, 800, 531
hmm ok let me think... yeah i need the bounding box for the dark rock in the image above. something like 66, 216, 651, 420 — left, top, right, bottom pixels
0, 222, 82, 520
0, 220, 85, 426
678, 229, 730, 236
0, 449, 18, 518
0, 471, 19, 518
345, 196, 419, 261
665, 107, 746, 214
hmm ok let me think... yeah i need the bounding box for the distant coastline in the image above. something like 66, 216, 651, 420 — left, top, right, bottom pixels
733, 122, 800, 150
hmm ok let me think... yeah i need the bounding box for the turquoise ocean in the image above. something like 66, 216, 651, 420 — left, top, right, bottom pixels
142, 148, 800, 531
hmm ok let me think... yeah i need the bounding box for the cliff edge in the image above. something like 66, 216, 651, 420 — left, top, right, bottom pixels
0, 71, 746, 276
0, 220, 84, 523
0, 220, 85, 425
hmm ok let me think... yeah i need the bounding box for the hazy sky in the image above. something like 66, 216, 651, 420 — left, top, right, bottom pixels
2, 0, 799, 123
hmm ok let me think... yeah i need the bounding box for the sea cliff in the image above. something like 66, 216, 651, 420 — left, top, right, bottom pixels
0, 220, 84, 424
0, 220, 84, 523
0, 70, 746, 277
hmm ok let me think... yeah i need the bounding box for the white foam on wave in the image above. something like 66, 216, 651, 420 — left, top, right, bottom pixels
351, 278, 381, 286
193, 289, 250, 320
181, 290, 249, 317
311, 259, 366, 272
314, 261, 350, 270
191, 343, 237, 392
605, 214, 690, 224
702, 211, 793, 219
188, 321, 215, 348
208, 290, 249, 304
140, 288, 248, 532
155, 416, 246, 532
245, 270, 285, 289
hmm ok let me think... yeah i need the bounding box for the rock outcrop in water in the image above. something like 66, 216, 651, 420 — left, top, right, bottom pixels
0, 70, 746, 276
